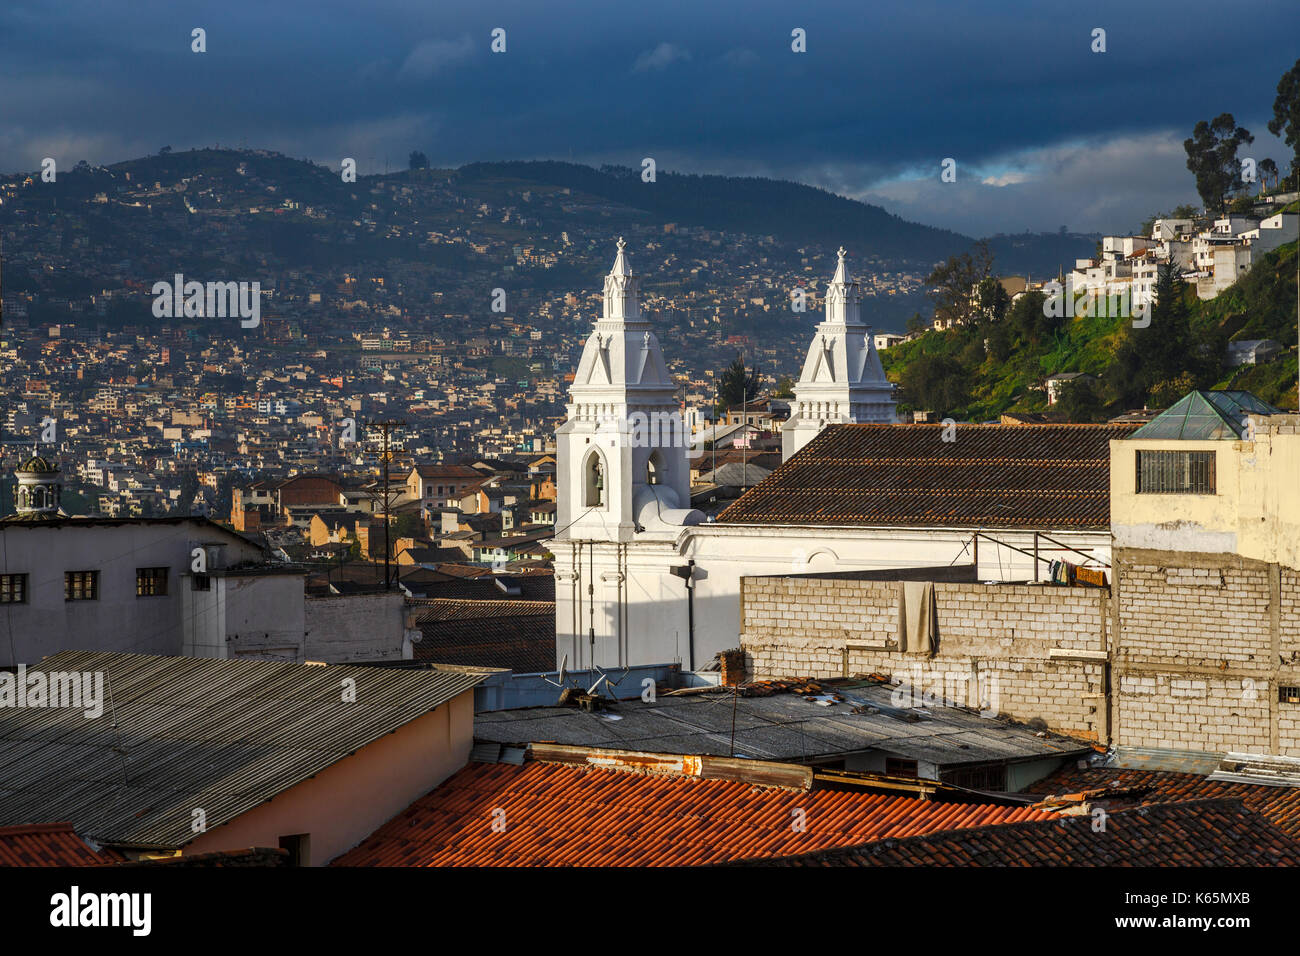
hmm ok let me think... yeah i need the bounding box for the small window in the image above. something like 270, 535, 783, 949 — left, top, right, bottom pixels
278, 833, 311, 867
65, 571, 99, 601
943, 764, 1008, 791
884, 757, 919, 778
136, 567, 169, 597
0, 574, 28, 604
192, 573, 212, 592
1136, 449, 1216, 494
1280, 686, 1300, 704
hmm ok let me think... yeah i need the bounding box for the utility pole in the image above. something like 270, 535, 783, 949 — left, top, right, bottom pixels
366, 420, 407, 590
742, 347, 749, 489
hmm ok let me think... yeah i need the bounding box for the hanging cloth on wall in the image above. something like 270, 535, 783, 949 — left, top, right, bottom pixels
897, 581, 937, 656
1076, 565, 1108, 588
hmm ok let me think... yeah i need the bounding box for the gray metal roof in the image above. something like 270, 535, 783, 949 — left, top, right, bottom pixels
474, 680, 1090, 767
1208, 752, 1300, 788
0, 651, 485, 849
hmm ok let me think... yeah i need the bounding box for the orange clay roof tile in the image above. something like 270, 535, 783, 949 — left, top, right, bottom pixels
334, 760, 1053, 866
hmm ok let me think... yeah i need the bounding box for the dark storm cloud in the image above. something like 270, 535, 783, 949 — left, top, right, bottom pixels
0, 0, 1295, 233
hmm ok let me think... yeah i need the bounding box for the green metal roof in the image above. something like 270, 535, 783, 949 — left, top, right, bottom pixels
1131, 390, 1283, 440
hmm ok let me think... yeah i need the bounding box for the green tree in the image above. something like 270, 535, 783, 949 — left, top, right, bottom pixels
985, 320, 1013, 363
905, 312, 928, 335
925, 241, 993, 327
1149, 372, 1198, 408
1053, 377, 1106, 422
772, 374, 796, 399
1260, 158, 1280, 192
1008, 290, 1055, 346
172, 472, 199, 516
1269, 58, 1300, 188
1107, 263, 1205, 407
900, 353, 970, 416
1183, 113, 1254, 214
408, 151, 430, 170
394, 512, 425, 540
975, 276, 1011, 324
716, 356, 761, 409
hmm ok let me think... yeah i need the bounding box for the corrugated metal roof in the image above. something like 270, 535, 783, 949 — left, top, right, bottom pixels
473, 681, 1091, 767
1209, 752, 1300, 788
0, 651, 485, 849
1109, 746, 1223, 774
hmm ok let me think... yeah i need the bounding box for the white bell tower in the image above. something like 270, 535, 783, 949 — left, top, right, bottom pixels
554, 238, 697, 545
781, 247, 896, 460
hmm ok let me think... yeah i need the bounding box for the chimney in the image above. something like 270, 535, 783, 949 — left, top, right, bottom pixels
720, 648, 745, 687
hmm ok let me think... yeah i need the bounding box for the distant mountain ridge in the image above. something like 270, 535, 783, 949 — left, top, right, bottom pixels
1, 146, 1101, 325
457, 160, 1099, 275
459, 160, 966, 261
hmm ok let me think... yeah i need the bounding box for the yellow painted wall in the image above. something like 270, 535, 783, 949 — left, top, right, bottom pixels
1110, 414, 1300, 568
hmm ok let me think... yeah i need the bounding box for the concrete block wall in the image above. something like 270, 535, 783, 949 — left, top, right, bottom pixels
744, 552, 1300, 756
1112, 549, 1300, 755
741, 576, 1109, 740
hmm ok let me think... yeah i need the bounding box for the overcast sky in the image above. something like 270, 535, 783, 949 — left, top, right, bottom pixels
1, 0, 1296, 236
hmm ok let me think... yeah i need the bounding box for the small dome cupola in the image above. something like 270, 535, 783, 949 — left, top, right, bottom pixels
13, 448, 64, 518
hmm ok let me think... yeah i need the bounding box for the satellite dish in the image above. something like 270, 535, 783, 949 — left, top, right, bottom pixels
543, 653, 570, 689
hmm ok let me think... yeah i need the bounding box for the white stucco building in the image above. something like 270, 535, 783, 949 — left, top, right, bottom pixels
0, 455, 416, 666
552, 242, 1123, 673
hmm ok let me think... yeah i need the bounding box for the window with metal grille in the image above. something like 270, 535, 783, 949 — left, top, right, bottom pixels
1280, 686, 1300, 704
943, 764, 1009, 791
136, 567, 168, 597
64, 571, 99, 601
1135, 449, 1216, 494
884, 757, 919, 778
0, 574, 27, 604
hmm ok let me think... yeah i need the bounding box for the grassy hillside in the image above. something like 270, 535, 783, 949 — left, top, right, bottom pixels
883, 241, 1298, 419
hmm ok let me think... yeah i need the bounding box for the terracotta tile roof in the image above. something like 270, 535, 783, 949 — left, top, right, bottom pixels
0, 822, 122, 866
1024, 765, 1300, 839
412, 464, 483, 479
717, 423, 1139, 530
411, 599, 556, 672
332, 759, 1053, 866
734, 798, 1300, 866
402, 571, 555, 602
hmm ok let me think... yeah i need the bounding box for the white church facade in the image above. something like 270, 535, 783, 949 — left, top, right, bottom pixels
551, 241, 1118, 673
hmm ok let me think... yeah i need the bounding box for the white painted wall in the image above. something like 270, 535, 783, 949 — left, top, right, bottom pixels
182, 573, 307, 661
0, 520, 267, 666
304, 592, 414, 663
554, 523, 1111, 670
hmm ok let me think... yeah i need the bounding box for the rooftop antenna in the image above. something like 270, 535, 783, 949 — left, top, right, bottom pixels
586, 663, 630, 699
105, 670, 130, 786
542, 653, 576, 689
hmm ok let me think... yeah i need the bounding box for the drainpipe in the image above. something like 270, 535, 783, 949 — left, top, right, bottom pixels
670, 560, 696, 670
